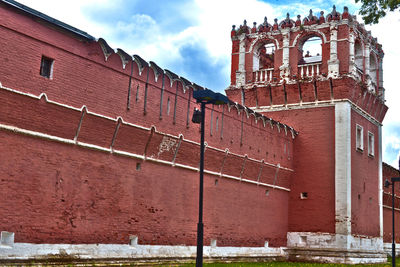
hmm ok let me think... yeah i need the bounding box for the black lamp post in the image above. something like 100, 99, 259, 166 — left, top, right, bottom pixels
192, 89, 229, 267
384, 156, 400, 267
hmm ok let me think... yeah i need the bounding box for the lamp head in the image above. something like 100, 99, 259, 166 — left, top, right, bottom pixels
193, 89, 229, 105
191, 108, 202, 124
385, 179, 392, 188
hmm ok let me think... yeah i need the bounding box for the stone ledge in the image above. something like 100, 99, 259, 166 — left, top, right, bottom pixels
0, 243, 285, 262
286, 247, 387, 264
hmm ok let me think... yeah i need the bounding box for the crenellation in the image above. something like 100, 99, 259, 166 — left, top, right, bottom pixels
116, 48, 131, 69
98, 38, 113, 61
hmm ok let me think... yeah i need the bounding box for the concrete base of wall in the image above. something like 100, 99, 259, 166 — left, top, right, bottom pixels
383, 242, 400, 255
286, 247, 387, 264
286, 232, 386, 264
1, 237, 390, 265
0, 243, 285, 265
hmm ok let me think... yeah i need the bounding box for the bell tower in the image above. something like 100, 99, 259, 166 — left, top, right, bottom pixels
226, 6, 388, 263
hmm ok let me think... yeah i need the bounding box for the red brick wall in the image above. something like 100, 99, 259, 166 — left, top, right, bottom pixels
0, 130, 289, 247
350, 110, 380, 237
260, 107, 336, 233
0, 4, 294, 247
383, 163, 400, 243
0, 5, 294, 165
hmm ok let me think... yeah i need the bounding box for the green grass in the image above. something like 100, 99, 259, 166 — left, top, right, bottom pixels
176, 260, 396, 267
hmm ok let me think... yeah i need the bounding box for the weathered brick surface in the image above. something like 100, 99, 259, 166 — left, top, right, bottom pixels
0, 129, 289, 247
0, 3, 295, 248
263, 107, 336, 234
351, 110, 380, 237
383, 163, 400, 243
0, 2, 392, 252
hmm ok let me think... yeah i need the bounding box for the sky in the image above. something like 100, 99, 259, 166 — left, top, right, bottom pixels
15, 0, 400, 168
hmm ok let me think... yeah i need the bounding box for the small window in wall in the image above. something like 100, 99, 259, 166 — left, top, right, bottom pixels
356, 124, 364, 152
40, 56, 54, 78
368, 132, 375, 157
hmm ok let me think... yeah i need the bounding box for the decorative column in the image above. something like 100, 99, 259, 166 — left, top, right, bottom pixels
348, 32, 355, 74
328, 24, 340, 78
280, 28, 291, 81
364, 43, 372, 90
335, 102, 352, 246
236, 34, 246, 87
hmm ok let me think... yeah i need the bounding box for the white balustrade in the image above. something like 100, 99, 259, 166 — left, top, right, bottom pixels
298, 62, 321, 78
253, 68, 274, 83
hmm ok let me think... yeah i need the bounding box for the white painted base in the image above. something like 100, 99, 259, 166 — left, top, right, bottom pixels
0, 238, 390, 264
287, 232, 386, 264
0, 243, 284, 261
383, 242, 400, 255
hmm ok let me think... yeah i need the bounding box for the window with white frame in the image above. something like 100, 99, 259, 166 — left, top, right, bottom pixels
368, 132, 375, 157
356, 124, 363, 151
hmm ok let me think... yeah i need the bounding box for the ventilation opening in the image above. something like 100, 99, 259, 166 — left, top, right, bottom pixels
300, 192, 308, 199
40, 56, 54, 78
167, 97, 171, 115
265, 189, 270, 196
135, 85, 140, 102
136, 162, 141, 170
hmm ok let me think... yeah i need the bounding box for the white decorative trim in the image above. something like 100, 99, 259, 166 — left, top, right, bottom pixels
356, 124, 364, 151
0, 124, 291, 192
0, 84, 294, 172
252, 98, 382, 126
368, 131, 375, 157
291, 28, 328, 47
335, 102, 352, 236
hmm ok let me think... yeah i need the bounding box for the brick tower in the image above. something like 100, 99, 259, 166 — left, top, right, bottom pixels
226, 6, 388, 263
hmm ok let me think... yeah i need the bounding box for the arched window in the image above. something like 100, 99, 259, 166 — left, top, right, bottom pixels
354, 41, 363, 74
369, 52, 378, 91
298, 36, 322, 64
253, 42, 275, 71
253, 42, 275, 82
297, 36, 322, 78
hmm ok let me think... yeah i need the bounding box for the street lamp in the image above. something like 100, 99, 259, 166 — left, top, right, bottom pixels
192, 88, 229, 267
384, 156, 400, 267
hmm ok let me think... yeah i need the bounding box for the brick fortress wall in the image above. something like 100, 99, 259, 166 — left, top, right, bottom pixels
0, 3, 295, 247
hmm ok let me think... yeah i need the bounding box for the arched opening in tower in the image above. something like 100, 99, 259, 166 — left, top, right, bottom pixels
253, 43, 275, 70
354, 41, 363, 75
297, 36, 322, 78
253, 42, 276, 82
298, 36, 322, 64
369, 52, 378, 92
